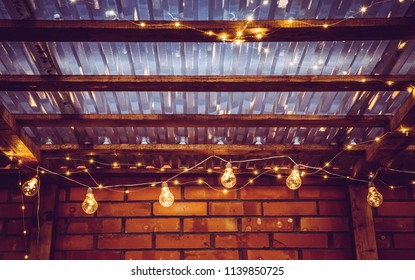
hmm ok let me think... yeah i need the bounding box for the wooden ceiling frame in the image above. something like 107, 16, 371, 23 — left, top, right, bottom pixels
0, 75, 413, 92
0, 18, 414, 42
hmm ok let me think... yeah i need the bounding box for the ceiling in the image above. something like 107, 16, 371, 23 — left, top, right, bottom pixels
0, 0, 414, 178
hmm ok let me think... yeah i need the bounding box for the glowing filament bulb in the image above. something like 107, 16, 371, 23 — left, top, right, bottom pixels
159, 182, 174, 207
286, 165, 302, 190
221, 162, 236, 189
21, 176, 39, 196
82, 188, 98, 214
367, 183, 383, 207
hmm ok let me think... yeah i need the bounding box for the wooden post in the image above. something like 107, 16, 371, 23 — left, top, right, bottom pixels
348, 184, 378, 260
29, 183, 58, 260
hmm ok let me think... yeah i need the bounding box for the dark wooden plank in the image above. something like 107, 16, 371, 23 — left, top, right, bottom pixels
40, 143, 367, 156
0, 103, 40, 165
0, 75, 413, 92
29, 183, 58, 260
0, 18, 414, 42
348, 184, 378, 260
15, 113, 392, 128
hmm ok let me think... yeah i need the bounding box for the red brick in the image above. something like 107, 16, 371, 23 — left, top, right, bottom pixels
125, 250, 180, 260
240, 186, 294, 200
0, 188, 8, 202
184, 250, 239, 260
241, 217, 295, 232
69, 187, 124, 201
184, 186, 237, 200
209, 202, 261, 216
394, 234, 415, 248
156, 234, 210, 249
245, 250, 298, 260
55, 235, 94, 250
318, 201, 348, 216
57, 203, 93, 218
98, 202, 151, 217
153, 202, 207, 216
65, 251, 121, 260
0, 236, 26, 251
299, 186, 346, 199
263, 202, 317, 216
301, 217, 350, 231
65, 219, 122, 233
126, 218, 180, 232
184, 218, 237, 232
377, 202, 415, 216
376, 234, 391, 249
374, 218, 415, 232
273, 233, 328, 248
0, 204, 32, 218
0, 252, 27, 260
215, 233, 269, 248
128, 186, 181, 201
98, 234, 152, 249
333, 233, 353, 248
378, 250, 415, 260
6, 219, 31, 234
301, 249, 354, 260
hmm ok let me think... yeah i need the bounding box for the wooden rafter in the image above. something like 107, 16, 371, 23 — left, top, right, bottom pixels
15, 114, 392, 128
0, 18, 414, 42
39, 144, 368, 156
0, 75, 413, 92
0, 103, 40, 165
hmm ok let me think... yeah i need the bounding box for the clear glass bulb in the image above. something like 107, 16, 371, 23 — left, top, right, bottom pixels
82, 187, 98, 214
221, 162, 236, 189
21, 176, 39, 196
367, 183, 383, 207
159, 182, 174, 207
286, 165, 302, 190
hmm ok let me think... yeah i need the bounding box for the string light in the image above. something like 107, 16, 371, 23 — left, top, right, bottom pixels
286, 165, 302, 190
159, 182, 174, 207
82, 188, 98, 214
221, 162, 237, 189
65, 171, 70, 176
21, 176, 39, 196
360, 6, 368, 13
367, 183, 383, 207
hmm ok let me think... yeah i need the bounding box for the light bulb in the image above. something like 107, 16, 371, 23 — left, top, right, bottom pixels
21, 176, 39, 196
286, 165, 302, 190
367, 183, 383, 207
221, 162, 236, 189
82, 188, 98, 214
159, 182, 174, 207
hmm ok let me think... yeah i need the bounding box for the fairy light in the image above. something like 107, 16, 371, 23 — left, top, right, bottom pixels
207, 30, 214, 36
174, 21, 181, 27
24, 255, 29, 260
324, 162, 330, 167
84, 169, 88, 173
65, 156, 70, 161
375, 137, 381, 142
277, 174, 282, 179
137, 162, 142, 167
387, 81, 393, 86
237, 31, 243, 37
360, 6, 368, 13
274, 167, 279, 172
253, 170, 259, 175
140, 22, 146, 27
125, 189, 129, 194
389, 185, 395, 190
198, 179, 203, 184
174, 180, 179, 185
220, 33, 228, 42
256, 33, 263, 40
112, 162, 119, 168
323, 175, 328, 179
207, 168, 213, 173
323, 24, 329, 29
65, 171, 70, 176
160, 167, 165, 172
18, 159, 22, 164
347, 145, 353, 150
222, 189, 229, 194
89, 159, 94, 164
246, 14, 254, 21
249, 179, 254, 184
98, 184, 103, 189
361, 78, 366, 83
21, 205, 25, 211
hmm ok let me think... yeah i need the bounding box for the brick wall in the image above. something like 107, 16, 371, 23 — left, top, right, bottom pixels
52, 175, 355, 260
373, 185, 415, 259
0, 174, 33, 260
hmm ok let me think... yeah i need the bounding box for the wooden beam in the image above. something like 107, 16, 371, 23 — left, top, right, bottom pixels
40, 144, 368, 156
15, 114, 392, 128
0, 103, 40, 165
29, 183, 57, 260
0, 18, 414, 42
0, 75, 413, 92
348, 184, 378, 260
